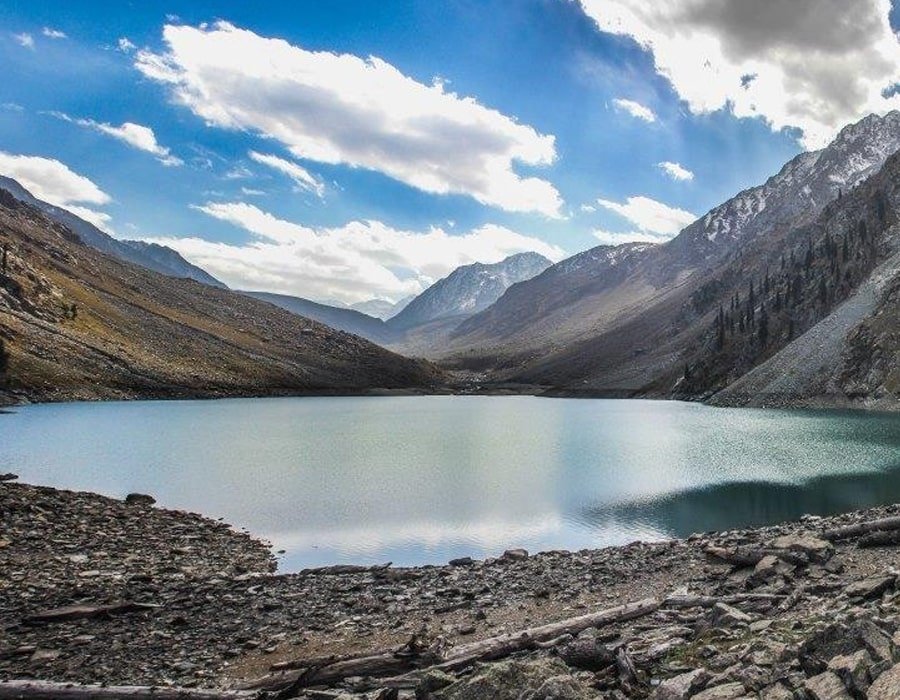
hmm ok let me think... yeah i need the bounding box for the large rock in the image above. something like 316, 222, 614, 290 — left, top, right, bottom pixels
768, 534, 834, 562
650, 669, 709, 700
435, 658, 595, 700
712, 602, 752, 627
843, 575, 896, 601
690, 682, 747, 700
870, 663, 900, 699
799, 619, 894, 675
804, 671, 853, 700
827, 649, 872, 695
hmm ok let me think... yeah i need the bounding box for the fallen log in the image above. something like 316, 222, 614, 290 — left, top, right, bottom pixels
23, 602, 159, 624
823, 516, 900, 541
0, 680, 255, 699
858, 530, 900, 548
243, 596, 660, 692
704, 546, 807, 567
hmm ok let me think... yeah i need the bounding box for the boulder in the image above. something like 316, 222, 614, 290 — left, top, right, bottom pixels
843, 575, 896, 601
125, 493, 156, 506
712, 602, 752, 627
768, 534, 834, 562
650, 669, 709, 700
691, 682, 747, 700
827, 649, 872, 695
870, 663, 900, 699
799, 619, 895, 675
804, 671, 853, 700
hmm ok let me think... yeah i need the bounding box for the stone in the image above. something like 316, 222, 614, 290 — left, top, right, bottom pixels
448, 557, 475, 567
691, 682, 747, 700
125, 492, 156, 506
827, 649, 872, 694
799, 619, 895, 675
844, 575, 896, 600
501, 548, 529, 561
768, 534, 834, 562
870, 663, 900, 699
650, 669, 709, 700
712, 602, 752, 627
415, 669, 456, 698
804, 672, 853, 700
758, 683, 794, 700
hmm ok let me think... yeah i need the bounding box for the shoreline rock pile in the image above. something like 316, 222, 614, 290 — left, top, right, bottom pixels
5, 479, 900, 698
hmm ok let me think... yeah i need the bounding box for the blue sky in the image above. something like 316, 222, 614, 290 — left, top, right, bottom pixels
2, 1, 900, 304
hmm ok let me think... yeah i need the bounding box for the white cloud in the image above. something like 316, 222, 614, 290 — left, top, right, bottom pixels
240, 187, 266, 197
579, 203, 596, 213
596, 195, 695, 239
42, 28, 66, 39
613, 98, 656, 122
13, 33, 34, 49
51, 113, 182, 166
579, 0, 900, 148
135, 22, 562, 216
248, 151, 324, 197
117, 37, 136, 53
145, 201, 565, 303
657, 161, 694, 181
0, 152, 112, 230
593, 229, 663, 245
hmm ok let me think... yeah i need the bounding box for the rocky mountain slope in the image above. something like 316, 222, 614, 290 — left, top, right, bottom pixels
0, 175, 226, 288
388, 252, 551, 331
0, 189, 442, 403
436, 112, 900, 406
242, 290, 394, 345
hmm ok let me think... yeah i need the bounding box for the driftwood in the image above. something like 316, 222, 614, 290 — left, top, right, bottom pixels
858, 529, 900, 548
23, 602, 159, 624
823, 516, 900, 541
0, 680, 255, 699
243, 597, 660, 692
778, 584, 806, 613
704, 546, 808, 567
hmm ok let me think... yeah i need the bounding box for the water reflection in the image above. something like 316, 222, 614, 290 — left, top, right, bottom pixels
2, 397, 900, 569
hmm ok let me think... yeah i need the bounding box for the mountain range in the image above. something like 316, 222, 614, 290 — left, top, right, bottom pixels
0, 176, 226, 289
0, 188, 440, 404
4, 111, 900, 408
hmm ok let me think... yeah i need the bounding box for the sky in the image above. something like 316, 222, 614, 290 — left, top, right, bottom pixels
2, 0, 900, 306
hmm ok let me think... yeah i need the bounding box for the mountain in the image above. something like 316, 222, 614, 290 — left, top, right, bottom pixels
350, 296, 413, 320
242, 291, 394, 345
388, 252, 552, 331
0, 188, 442, 403
437, 112, 900, 402
0, 175, 226, 288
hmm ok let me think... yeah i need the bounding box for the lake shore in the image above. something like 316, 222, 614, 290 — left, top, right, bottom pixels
6, 479, 900, 698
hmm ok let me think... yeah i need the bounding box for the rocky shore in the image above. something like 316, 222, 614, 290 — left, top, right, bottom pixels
6, 479, 900, 698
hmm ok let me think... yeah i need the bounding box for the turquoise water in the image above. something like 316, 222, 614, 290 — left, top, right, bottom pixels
2, 396, 900, 570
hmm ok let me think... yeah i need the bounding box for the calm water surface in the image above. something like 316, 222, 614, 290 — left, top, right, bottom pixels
2, 396, 900, 570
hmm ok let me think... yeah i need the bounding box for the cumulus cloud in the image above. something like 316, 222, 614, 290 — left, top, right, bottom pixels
613, 98, 656, 122
135, 22, 562, 216
657, 161, 694, 181
42, 28, 66, 39
13, 33, 34, 49
593, 229, 662, 245
579, 0, 900, 148
50, 113, 182, 166
0, 152, 112, 229
144, 201, 565, 303
248, 151, 324, 197
596, 195, 695, 240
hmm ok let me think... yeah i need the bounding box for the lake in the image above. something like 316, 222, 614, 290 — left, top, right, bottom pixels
2, 396, 900, 570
